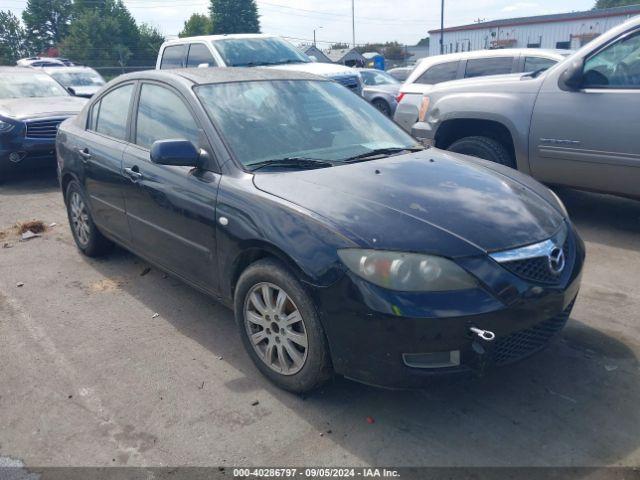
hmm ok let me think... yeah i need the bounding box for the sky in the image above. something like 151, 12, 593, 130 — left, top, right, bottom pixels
4, 0, 596, 46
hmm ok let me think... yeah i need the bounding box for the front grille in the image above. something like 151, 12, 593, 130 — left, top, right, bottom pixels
333, 75, 360, 92
25, 118, 66, 139
501, 238, 572, 285
491, 300, 574, 366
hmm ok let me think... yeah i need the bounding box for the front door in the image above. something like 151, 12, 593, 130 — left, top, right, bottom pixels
530, 28, 640, 197
121, 82, 220, 293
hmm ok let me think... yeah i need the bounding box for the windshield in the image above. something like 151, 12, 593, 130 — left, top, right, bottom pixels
361, 70, 399, 86
196, 80, 417, 168
0, 72, 69, 99
49, 70, 105, 88
213, 37, 310, 67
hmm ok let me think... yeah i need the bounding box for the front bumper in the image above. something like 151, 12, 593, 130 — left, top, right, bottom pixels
309, 225, 585, 388
1, 128, 58, 174
411, 120, 436, 143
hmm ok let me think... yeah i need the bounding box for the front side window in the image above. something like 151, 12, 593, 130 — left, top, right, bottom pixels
212, 37, 310, 67
187, 43, 217, 68
135, 83, 200, 150
583, 31, 640, 88
93, 84, 134, 140
160, 45, 186, 69
523, 56, 557, 73
0, 72, 68, 99
415, 61, 459, 84
195, 80, 416, 167
464, 57, 513, 78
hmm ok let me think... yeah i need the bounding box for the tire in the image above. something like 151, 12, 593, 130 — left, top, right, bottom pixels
234, 258, 333, 393
448, 136, 515, 168
372, 99, 391, 117
64, 180, 113, 257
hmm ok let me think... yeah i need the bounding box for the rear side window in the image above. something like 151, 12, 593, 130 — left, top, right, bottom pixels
92, 84, 134, 140
160, 45, 186, 69
187, 43, 216, 68
415, 61, 459, 84
135, 83, 201, 150
524, 56, 557, 73
465, 57, 513, 78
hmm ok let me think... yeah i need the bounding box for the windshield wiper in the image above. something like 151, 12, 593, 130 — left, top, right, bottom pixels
342, 146, 425, 163
247, 157, 335, 171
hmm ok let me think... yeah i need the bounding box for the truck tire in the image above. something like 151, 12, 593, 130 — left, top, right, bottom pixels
448, 136, 515, 168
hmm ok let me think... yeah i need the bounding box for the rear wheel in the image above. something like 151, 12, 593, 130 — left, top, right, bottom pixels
235, 259, 333, 393
372, 99, 391, 117
65, 180, 113, 257
448, 136, 515, 168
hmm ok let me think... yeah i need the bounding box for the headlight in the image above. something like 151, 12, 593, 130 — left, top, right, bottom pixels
418, 96, 431, 122
0, 119, 14, 133
338, 249, 477, 292
548, 188, 568, 217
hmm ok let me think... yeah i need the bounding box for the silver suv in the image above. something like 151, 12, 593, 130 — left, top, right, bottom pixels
394, 48, 571, 132
411, 16, 640, 199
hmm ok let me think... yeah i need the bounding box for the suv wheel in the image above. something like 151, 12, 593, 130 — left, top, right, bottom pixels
448, 136, 515, 168
234, 259, 333, 393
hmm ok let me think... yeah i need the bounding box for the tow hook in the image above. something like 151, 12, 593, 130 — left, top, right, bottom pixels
469, 327, 496, 342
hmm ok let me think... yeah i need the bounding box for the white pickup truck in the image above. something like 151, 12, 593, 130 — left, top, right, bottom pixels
155, 34, 362, 95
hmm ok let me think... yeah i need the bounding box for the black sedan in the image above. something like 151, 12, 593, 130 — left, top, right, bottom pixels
0, 67, 86, 178
56, 68, 584, 392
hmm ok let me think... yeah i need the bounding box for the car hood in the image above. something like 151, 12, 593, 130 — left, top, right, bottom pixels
0, 96, 87, 120
266, 62, 358, 78
431, 72, 544, 95
253, 149, 563, 256
363, 83, 400, 95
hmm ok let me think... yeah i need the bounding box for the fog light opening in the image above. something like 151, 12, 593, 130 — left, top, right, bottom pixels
403, 350, 461, 369
9, 151, 27, 163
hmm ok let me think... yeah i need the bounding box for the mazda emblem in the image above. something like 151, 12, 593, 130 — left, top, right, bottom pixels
548, 247, 565, 275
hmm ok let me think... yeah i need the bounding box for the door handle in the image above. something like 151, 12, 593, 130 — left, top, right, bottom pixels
78, 147, 92, 162
124, 166, 143, 182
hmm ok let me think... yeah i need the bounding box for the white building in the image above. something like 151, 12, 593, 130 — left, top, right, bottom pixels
428, 4, 640, 56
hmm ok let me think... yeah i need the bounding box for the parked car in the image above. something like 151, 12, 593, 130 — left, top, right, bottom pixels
17, 57, 67, 67
42, 66, 106, 98
56, 68, 583, 392
387, 66, 414, 81
0, 67, 86, 177
412, 16, 640, 199
394, 49, 572, 132
358, 68, 401, 117
156, 34, 362, 94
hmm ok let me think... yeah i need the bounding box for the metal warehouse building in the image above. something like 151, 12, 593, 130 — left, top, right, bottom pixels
428, 4, 640, 56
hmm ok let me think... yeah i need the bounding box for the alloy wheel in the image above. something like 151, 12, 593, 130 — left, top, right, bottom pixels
243, 282, 309, 375
69, 191, 91, 246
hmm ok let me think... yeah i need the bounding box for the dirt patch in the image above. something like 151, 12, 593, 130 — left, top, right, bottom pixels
88, 279, 123, 293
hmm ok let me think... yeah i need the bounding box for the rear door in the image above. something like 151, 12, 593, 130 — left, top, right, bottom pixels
78, 82, 136, 244
121, 81, 221, 292
159, 44, 187, 69
530, 28, 640, 196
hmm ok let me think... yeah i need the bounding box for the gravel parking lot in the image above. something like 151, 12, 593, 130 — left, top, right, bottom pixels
1, 169, 639, 468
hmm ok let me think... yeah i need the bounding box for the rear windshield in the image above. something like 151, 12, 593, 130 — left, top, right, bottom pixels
0, 72, 69, 98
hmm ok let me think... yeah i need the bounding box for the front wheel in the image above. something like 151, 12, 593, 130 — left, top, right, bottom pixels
448, 136, 515, 168
234, 259, 333, 393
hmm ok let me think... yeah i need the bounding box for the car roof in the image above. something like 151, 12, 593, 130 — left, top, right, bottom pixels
162, 33, 280, 46
113, 67, 326, 86
417, 48, 567, 67
0, 66, 48, 74
41, 66, 99, 74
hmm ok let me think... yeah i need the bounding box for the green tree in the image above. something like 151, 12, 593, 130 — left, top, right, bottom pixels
0, 10, 28, 64
134, 23, 165, 67
594, 0, 637, 7
179, 13, 212, 37
22, 0, 72, 54
209, 0, 260, 34
417, 36, 430, 47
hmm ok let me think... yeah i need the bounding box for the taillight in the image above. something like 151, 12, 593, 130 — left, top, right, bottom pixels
395, 92, 405, 103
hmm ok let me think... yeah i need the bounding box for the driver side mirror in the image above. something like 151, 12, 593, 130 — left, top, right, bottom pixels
150, 139, 201, 167
559, 58, 585, 90
67, 86, 77, 96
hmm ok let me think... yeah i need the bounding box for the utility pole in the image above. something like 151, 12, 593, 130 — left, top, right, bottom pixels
352, 0, 356, 48
313, 27, 322, 46
440, 0, 445, 54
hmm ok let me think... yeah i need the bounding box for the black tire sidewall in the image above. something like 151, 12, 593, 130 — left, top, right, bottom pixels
65, 180, 110, 256
373, 99, 391, 117
234, 259, 332, 393
448, 136, 515, 168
